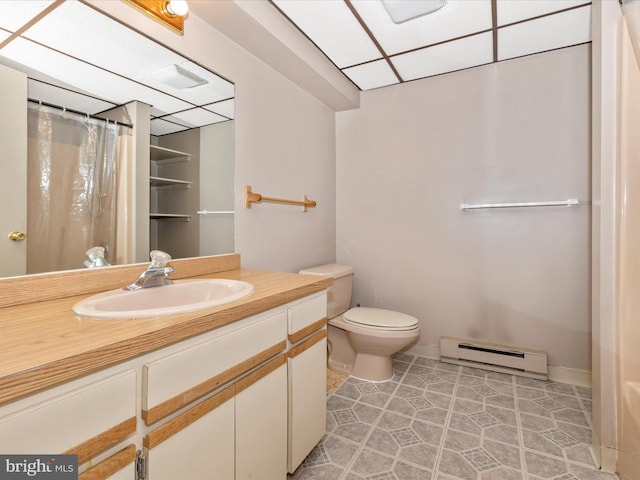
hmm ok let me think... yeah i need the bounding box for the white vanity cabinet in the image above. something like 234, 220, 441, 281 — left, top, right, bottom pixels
286, 292, 328, 473
0, 369, 138, 479
141, 308, 288, 479
0, 291, 327, 480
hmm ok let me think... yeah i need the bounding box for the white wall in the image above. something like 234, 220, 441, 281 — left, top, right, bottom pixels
91, 1, 337, 274
336, 45, 592, 371
200, 121, 235, 257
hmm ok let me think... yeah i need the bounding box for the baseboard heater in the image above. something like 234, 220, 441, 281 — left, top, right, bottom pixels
440, 336, 548, 380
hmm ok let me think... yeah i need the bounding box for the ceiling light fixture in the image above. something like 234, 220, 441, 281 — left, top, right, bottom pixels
164, 0, 189, 17
124, 0, 188, 35
381, 0, 447, 24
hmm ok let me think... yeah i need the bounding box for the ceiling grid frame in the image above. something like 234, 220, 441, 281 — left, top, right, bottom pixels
270, 0, 593, 91
0, 0, 235, 136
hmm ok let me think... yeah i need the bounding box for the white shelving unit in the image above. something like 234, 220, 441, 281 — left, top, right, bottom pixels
150, 145, 192, 220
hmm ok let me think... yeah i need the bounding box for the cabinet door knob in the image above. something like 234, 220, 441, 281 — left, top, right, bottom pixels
8, 231, 26, 241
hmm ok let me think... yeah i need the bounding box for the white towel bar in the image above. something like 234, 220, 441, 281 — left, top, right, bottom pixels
197, 210, 235, 215
460, 199, 579, 210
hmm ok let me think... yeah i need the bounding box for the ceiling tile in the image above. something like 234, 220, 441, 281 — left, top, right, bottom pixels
342, 59, 400, 90
28, 80, 116, 114
204, 99, 235, 119
392, 31, 493, 80
0, 1, 54, 32
21, 1, 186, 81
498, 5, 591, 61
2, 38, 193, 114
352, 0, 493, 56
1, 1, 235, 136
19, 1, 234, 107
150, 118, 190, 136
272, 0, 380, 68
164, 108, 227, 127
497, 0, 589, 26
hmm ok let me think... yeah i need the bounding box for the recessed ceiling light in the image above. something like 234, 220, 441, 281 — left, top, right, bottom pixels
381, 0, 448, 24
151, 64, 208, 89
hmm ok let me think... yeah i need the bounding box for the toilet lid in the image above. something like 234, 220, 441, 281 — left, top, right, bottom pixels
343, 308, 419, 330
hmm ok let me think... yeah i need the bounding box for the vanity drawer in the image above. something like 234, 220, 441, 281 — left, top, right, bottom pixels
287, 292, 327, 339
0, 370, 136, 456
143, 309, 287, 424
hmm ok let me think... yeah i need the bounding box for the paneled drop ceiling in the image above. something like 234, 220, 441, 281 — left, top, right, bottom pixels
270, 0, 592, 91
0, 1, 234, 136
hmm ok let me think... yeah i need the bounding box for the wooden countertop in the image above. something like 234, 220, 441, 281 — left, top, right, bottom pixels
0, 266, 332, 405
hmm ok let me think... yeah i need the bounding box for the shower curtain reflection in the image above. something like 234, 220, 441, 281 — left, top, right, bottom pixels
27, 103, 132, 274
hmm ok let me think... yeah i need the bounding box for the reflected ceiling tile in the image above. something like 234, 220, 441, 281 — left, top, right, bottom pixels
498, 6, 591, 61
392, 32, 493, 80
497, 0, 588, 26
342, 59, 399, 90
20, 1, 233, 111
273, 0, 380, 68
0, 1, 54, 32
165, 108, 227, 127
352, 0, 492, 55
204, 99, 234, 119
2, 38, 192, 114
150, 106, 166, 118
23, 2, 186, 84
175, 61, 234, 98
28, 80, 116, 114
150, 118, 190, 136
0, 31, 11, 43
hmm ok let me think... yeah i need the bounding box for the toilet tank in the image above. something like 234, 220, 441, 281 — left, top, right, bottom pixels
298, 264, 353, 319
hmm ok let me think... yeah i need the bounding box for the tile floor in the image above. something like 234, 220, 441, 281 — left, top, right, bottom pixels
289, 353, 619, 480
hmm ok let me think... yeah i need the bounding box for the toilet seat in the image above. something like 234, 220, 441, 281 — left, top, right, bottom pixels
343, 307, 418, 331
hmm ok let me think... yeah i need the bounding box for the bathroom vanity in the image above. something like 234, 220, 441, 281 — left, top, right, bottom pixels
0, 254, 331, 479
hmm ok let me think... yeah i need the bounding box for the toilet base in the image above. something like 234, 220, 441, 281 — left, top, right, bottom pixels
327, 358, 351, 377
328, 316, 420, 383
351, 353, 394, 382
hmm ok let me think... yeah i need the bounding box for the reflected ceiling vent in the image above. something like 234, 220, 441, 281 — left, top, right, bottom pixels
381, 0, 447, 23
151, 64, 208, 89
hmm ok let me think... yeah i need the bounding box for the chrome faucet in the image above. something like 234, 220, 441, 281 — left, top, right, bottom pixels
124, 250, 174, 291
84, 246, 110, 268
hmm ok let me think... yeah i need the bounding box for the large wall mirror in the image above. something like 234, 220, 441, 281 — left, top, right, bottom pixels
0, 0, 235, 278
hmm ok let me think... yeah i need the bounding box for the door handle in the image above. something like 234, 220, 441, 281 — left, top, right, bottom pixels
8, 231, 26, 241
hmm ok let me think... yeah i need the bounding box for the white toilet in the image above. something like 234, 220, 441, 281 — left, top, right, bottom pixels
298, 264, 420, 382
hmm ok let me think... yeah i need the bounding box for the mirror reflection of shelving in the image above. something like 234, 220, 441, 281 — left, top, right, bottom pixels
150, 145, 192, 220
149, 130, 201, 261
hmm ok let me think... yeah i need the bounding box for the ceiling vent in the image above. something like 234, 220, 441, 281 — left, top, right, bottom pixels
381, 0, 448, 24
151, 64, 208, 89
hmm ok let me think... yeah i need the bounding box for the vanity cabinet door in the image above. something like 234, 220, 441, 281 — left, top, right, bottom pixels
145, 355, 288, 480
286, 292, 328, 473
0, 370, 136, 467
287, 334, 327, 473
145, 386, 236, 480
78, 445, 137, 480
143, 309, 287, 425
236, 356, 287, 480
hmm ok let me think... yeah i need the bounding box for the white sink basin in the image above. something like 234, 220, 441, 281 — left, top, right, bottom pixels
72, 279, 255, 319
